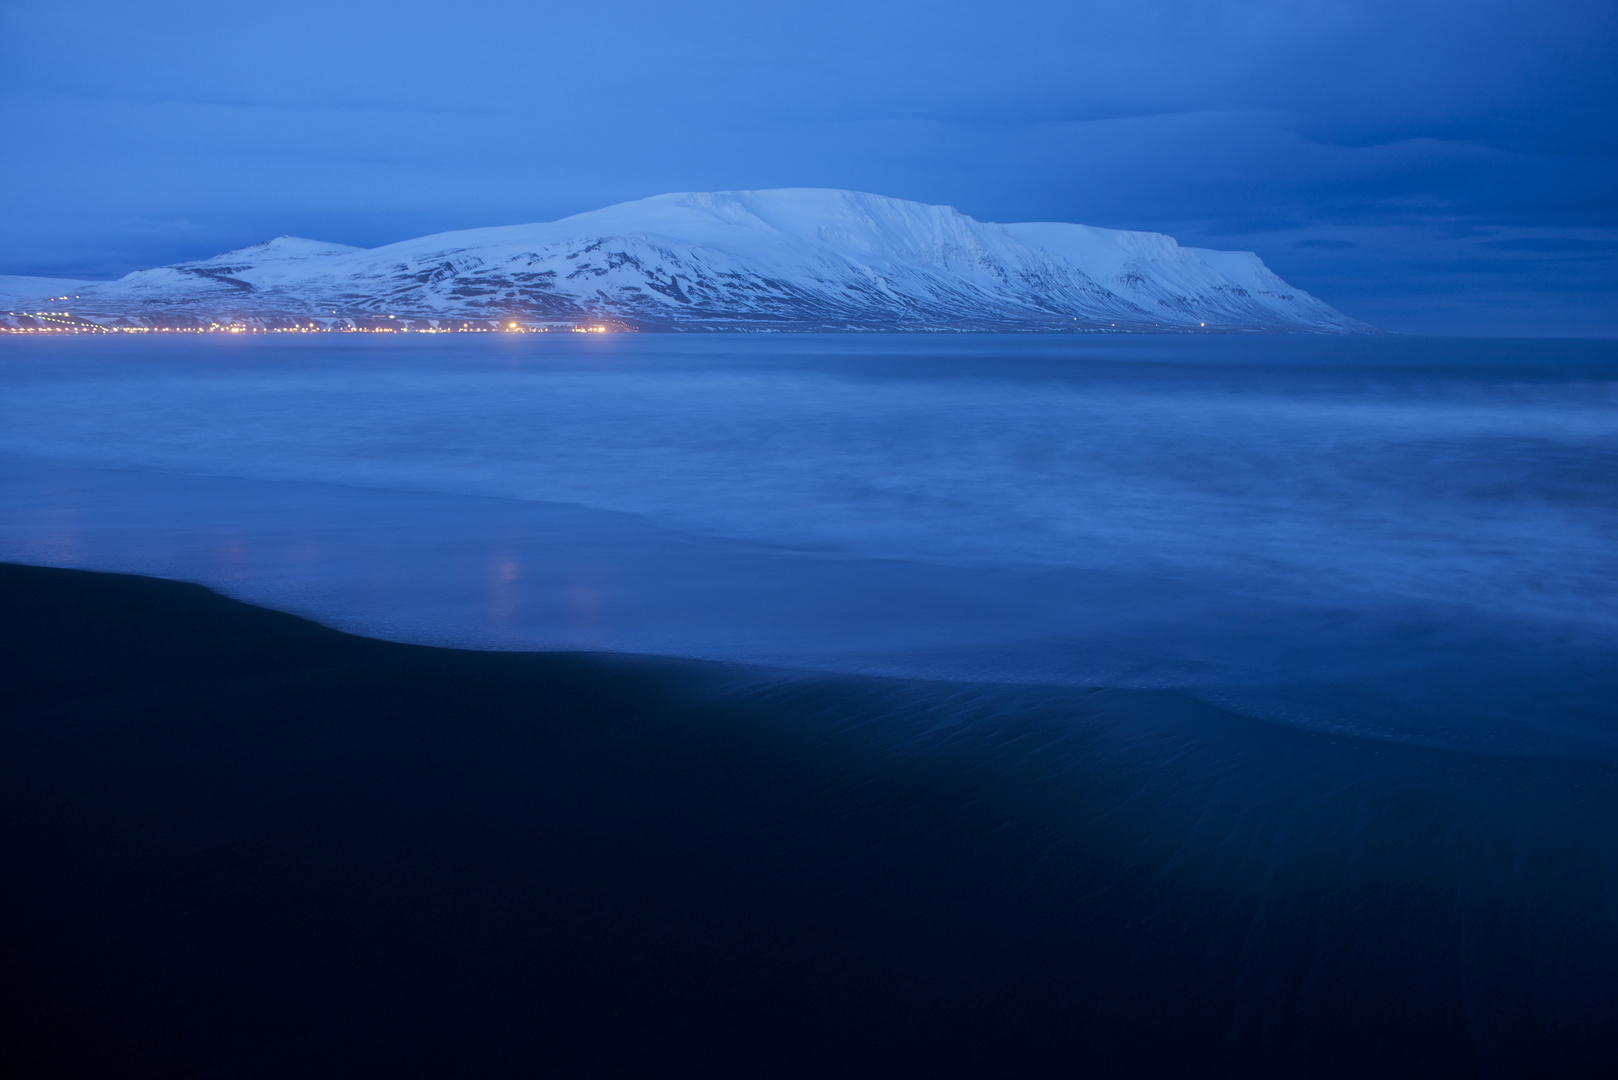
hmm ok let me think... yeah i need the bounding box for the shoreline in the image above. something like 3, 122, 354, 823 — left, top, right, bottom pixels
4, 562, 1616, 1076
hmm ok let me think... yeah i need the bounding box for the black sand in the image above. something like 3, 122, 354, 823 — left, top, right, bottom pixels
2, 562, 1615, 1077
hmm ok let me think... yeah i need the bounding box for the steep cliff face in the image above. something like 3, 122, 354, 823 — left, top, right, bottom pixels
5, 190, 1372, 332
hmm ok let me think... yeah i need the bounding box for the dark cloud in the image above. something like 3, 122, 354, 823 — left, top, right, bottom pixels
1480, 238, 1618, 253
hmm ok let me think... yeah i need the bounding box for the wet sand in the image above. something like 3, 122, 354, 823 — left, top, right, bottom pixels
3, 562, 1615, 1077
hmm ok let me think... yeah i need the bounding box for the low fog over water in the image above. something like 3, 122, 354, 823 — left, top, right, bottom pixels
2, 334, 1614, 757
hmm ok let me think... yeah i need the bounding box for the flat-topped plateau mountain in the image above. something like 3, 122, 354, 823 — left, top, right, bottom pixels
2, 190, 1370, 333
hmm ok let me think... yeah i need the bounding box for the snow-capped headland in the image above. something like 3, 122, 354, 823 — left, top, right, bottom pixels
2, 190, 1370, 333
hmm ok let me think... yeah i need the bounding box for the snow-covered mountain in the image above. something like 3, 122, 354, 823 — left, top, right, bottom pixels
0, 275, 94, 308
3, 190, 1370, 332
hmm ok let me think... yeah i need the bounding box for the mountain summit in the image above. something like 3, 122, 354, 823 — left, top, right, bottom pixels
7, 190, 1370, 332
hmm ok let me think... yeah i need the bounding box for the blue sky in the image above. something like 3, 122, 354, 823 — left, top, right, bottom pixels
3, 0, 1614, 334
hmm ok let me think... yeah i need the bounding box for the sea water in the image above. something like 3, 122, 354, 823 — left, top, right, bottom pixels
1, 333, 1614, 758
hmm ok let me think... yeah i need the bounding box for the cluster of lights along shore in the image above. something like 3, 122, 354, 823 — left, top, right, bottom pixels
1, 314, 623, 334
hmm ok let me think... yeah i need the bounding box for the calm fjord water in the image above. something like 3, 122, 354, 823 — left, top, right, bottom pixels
1, 333, 1615, 757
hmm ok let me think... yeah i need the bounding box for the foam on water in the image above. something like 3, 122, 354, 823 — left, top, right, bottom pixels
2, 334, 1614, 756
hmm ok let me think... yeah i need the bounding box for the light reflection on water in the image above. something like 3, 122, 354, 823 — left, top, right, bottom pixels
1, 334, 1614, 757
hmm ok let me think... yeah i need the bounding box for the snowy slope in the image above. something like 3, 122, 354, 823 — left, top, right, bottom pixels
0, 275, 95, 309
12, 191, 1371, 332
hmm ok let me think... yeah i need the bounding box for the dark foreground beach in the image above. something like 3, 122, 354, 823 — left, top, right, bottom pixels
3, 562, 1616, 1078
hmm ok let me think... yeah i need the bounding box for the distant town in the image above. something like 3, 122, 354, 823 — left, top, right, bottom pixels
0, 313, 635, 334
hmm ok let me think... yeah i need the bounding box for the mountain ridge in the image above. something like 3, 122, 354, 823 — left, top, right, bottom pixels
3, 190, 1372, 333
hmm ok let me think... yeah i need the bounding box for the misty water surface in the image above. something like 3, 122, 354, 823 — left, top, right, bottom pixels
2, 334, 1614, 756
